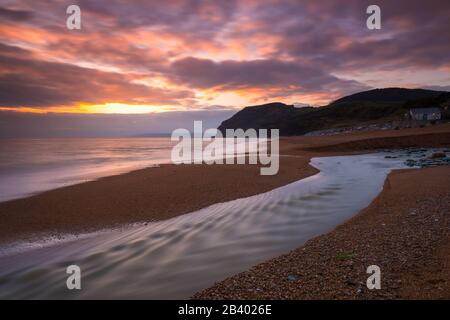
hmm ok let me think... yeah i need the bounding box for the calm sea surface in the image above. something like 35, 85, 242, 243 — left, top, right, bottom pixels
0, 138, 175, 202
0, 137, 265, 202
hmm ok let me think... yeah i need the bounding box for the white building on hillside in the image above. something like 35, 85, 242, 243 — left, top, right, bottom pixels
409, 107, 441, 121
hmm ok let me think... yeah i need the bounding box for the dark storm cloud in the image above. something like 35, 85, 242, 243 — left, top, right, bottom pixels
5, 0, 450, 71
169, 0, 449, 99
251, 0, 450, 70
0, 6, 33, 21
76, 0, 238, 37
171, 57, 368, 93
0, 43, 193, 108
13, 0, 238, 39
0, 0, 449, 111
44, 39, 169, 74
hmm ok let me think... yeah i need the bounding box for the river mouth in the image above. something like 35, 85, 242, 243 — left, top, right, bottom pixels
0, 150, 443, 299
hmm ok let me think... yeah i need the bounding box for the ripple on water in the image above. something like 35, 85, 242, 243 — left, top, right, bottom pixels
0, 152, 423, 299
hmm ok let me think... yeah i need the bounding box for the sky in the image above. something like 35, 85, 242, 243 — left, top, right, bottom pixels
0, 0, 449, 136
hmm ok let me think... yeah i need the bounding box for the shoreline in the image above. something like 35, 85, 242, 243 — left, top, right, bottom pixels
1, 124, 450, 246
0, 155, 318, 245
193, 166, 450, 299
1, 153, 400, 299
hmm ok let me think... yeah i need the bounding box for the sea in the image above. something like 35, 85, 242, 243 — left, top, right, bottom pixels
0, 138, 175, 202
0, 137, 264, 202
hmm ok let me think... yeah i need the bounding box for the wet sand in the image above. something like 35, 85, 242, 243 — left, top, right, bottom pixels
194, 166, 450, 299
1, 123, 450, 245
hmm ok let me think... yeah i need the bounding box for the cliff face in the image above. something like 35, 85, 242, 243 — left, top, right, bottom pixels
218, 88, 449, 136
218, 102, 312, 135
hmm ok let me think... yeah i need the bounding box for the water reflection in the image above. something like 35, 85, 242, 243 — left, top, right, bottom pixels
0, 153, 409, 299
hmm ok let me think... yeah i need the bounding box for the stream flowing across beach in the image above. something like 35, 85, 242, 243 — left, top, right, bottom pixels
0, 152, 423, 299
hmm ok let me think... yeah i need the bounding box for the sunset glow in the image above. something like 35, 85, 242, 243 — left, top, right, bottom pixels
0, 0, 449, 114
80, 103, 186, 114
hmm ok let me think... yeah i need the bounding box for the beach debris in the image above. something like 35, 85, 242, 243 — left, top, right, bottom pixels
429, 152, 446, 159
336, 251, 357, 260
287, 275, 298, 282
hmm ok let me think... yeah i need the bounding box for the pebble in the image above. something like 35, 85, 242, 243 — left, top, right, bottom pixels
287, 275, 297, 282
